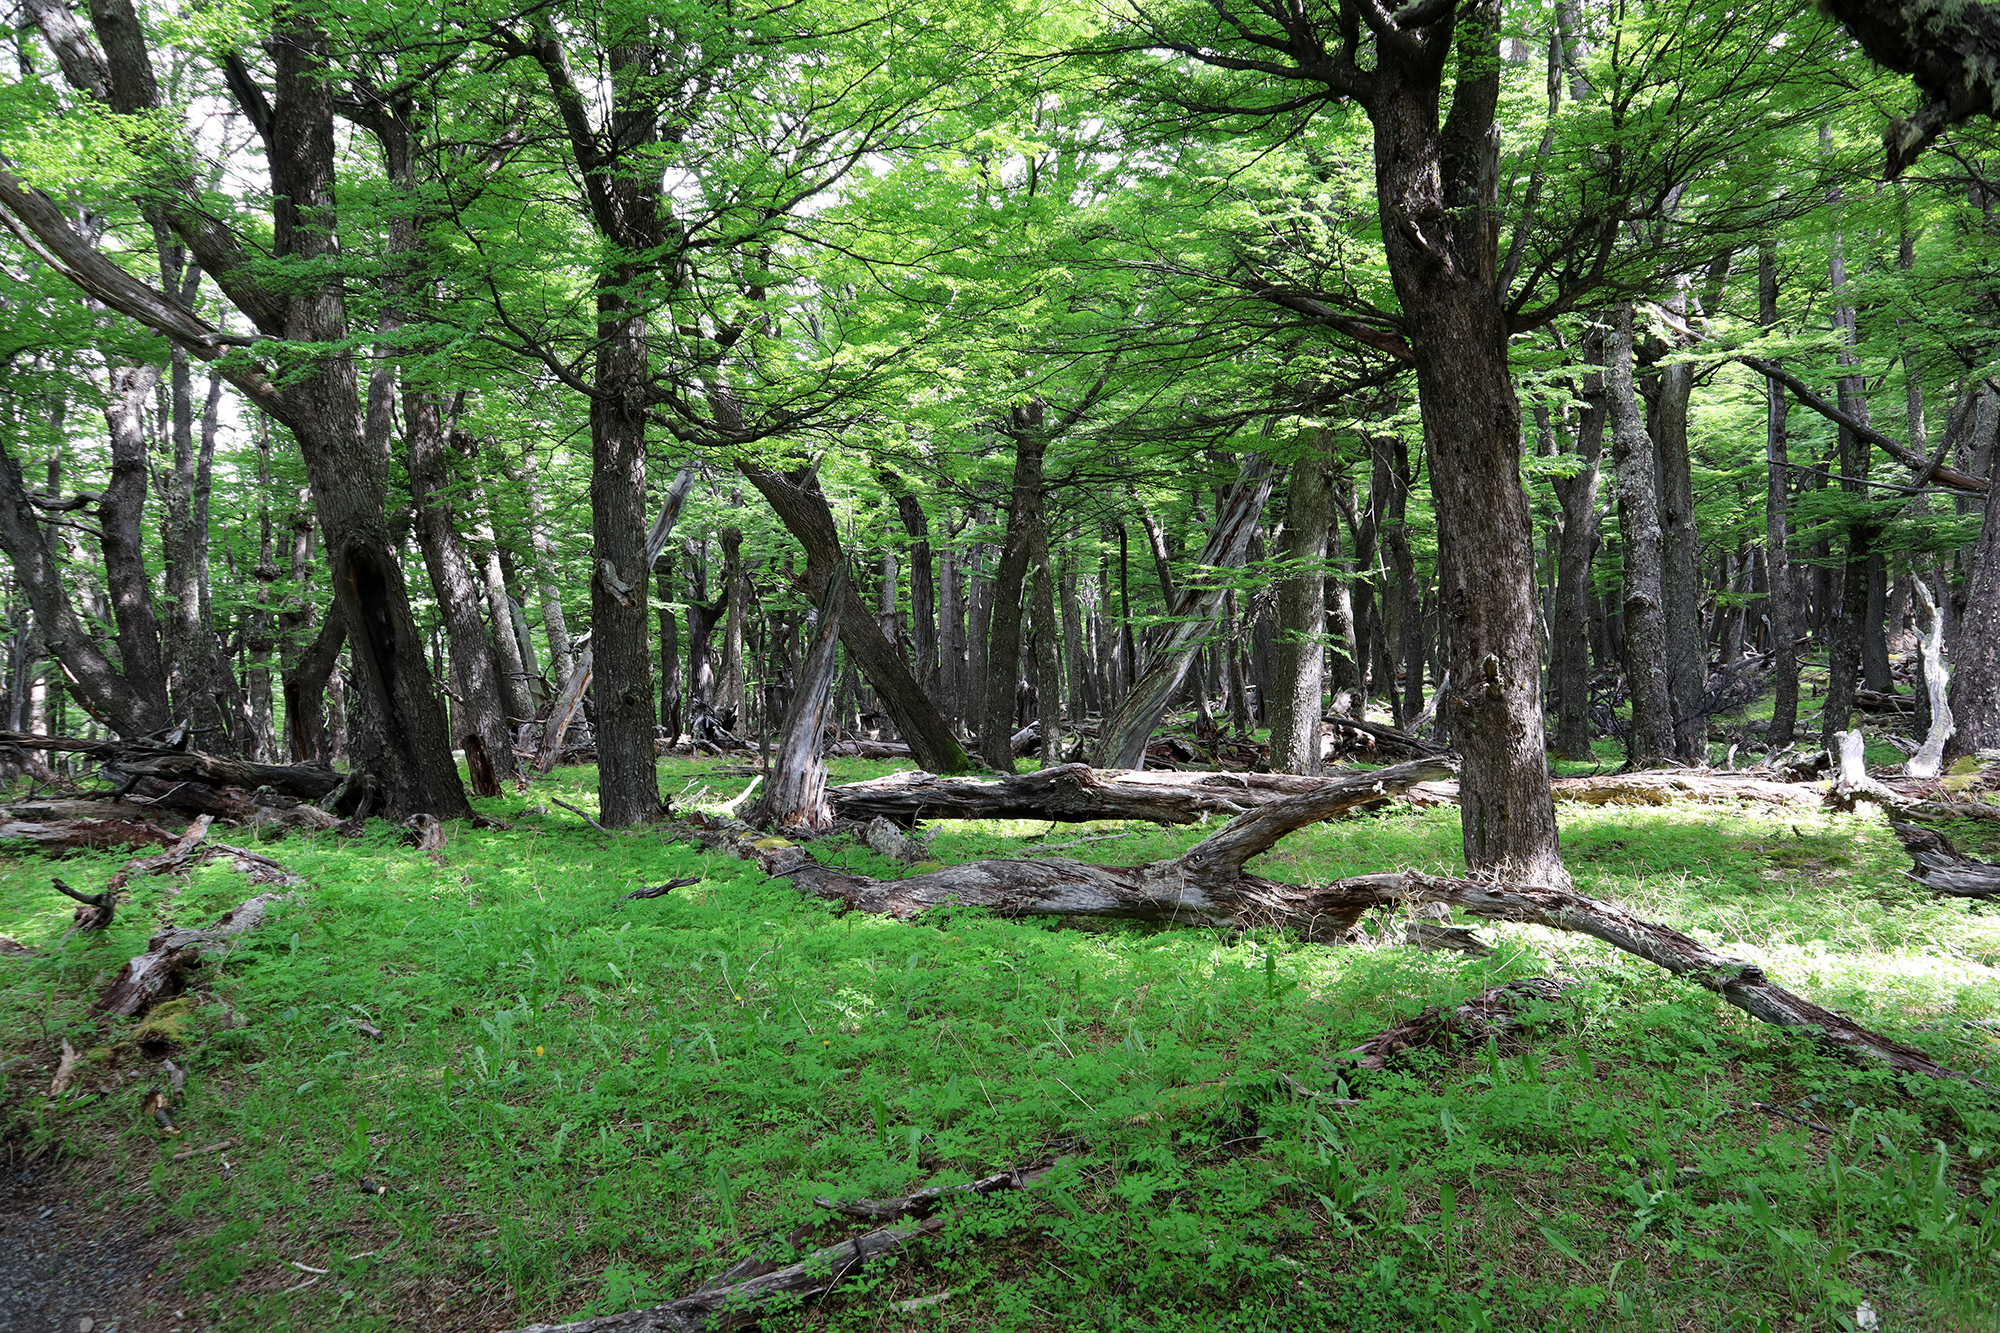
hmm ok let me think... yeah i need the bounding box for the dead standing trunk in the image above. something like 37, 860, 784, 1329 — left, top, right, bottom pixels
1946, 438, 2000, 757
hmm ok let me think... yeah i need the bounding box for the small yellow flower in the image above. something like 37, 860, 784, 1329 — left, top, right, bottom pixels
534, 1045, 545, 1057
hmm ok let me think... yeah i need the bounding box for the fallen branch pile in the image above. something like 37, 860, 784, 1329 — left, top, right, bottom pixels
94, 818, 305, 1017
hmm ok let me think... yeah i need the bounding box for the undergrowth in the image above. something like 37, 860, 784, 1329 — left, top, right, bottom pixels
1, 754, 1998, 1332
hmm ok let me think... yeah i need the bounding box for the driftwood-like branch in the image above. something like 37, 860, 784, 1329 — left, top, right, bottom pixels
1892, 822, 2000, 898
1340, 976, 1576, 1070
96, 828, 304, 1017
502, 1158, 1058, 1333
0, 815, 178, 851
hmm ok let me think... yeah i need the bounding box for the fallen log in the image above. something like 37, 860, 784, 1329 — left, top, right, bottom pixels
1323, 715, 1449, 759
825, 762, 1443, 827
0, 816, 177, 851
822, 739, 914, 759
1891, 822, 2000, 898
720, 766, 1968, 1081
1549, 772, 1819, 808
1340, 976, 1576, 1071
107, 751, 342, 801
503, 1156, 1058, 1333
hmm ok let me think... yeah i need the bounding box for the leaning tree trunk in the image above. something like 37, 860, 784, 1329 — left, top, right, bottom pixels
1094, 456, 1275, 770
1606, 305, 1675, 767
1270, 442, 1335, 774
752, 567, 845, 834
737, 461, 975, 774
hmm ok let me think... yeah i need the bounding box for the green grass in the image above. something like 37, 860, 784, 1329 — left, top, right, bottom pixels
3, 755, 1999, 1331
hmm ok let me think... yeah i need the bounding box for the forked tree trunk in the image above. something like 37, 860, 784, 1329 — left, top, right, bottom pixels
1094, 457, 1275, 769
752, 568, 845, 834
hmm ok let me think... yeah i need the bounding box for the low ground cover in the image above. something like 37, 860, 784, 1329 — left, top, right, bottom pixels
2, 754, 1998, 1332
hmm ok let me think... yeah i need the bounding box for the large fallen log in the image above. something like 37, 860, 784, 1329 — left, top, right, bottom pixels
503, 1156, 1058, 1333
827, 762, 1821, 827
826, 761, 1446, 826
0, 815, 178, 851
719, 764, 1968, 1081
106, 751, 342, 801
1891, 822, 2000, 898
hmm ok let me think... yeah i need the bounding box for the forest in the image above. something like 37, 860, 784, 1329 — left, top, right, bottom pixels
2, 0, 2000, 1328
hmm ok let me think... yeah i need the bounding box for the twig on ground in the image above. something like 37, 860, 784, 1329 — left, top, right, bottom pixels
549, 798, 610, 835
1749, 1101, 1833, 1134
619, 877, 701, 902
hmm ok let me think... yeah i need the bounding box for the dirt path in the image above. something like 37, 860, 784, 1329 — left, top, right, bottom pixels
0, 1159, 185, 1333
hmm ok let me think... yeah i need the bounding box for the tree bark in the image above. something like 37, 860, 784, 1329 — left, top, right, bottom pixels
1607, 306, 1676, 767
97, 360, 170, 732
1271, 444, 1335, 774
1946, 437, 2000, 757
981, 415, 1049, 771
1650, 351, 1706, 762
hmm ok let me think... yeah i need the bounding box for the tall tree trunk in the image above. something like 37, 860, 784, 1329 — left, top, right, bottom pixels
982, 416, 1049, 772
720, 527, 748, 729
97, 361, 170, 732
1326, 493, 1361, 717
1058, 548, 1091, 720
1271, 445, 1335, 774
657, 550, 681, 743
938, 543, 965, 727
405, 392, 516, 783
246, 430, 278, 759
1822, 200, 1871, 753
519, 444, 575, 678
1607, 305, 1675, 767
1651, 353, 1706, 762
1550, 345, 1606, 759
752, 568, 845, 833
885, 484, 938, 701
474, 497, 535, 732
1759, 245, 1800, 749
1946, 438, 2000, 757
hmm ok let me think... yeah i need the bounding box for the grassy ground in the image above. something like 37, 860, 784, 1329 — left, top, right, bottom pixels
3, 750, 1999, 1333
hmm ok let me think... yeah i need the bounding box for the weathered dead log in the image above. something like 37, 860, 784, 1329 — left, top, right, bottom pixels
1855, 689, 1914, 714
0, 815, 177, 850
96, 831, 304, 1017
1323, 715, 1449, 759
821, 739, 913, 759
827, 762, 1825, 827
1549, 772, 1819, 808
119, 776, 342, 829
502, 1158, 1057, 1333
1830, 732, 2000, 824
1340, 976, 1576, 1070
729, 770, 1969, 1080
105, 751, 343, 800
1891, 822, 2000, 897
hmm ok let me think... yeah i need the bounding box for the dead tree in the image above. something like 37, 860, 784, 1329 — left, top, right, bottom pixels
1892, 822, 2000, 897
